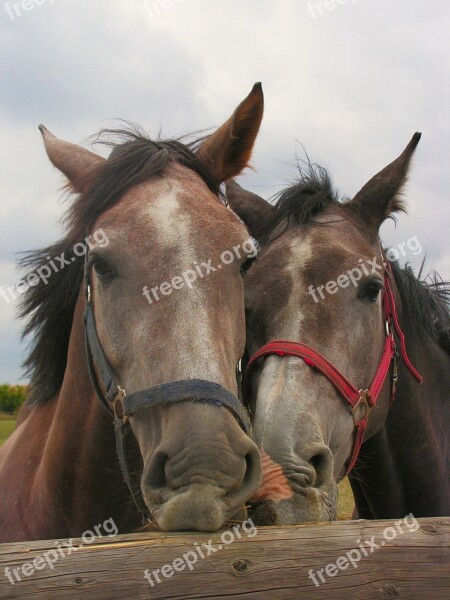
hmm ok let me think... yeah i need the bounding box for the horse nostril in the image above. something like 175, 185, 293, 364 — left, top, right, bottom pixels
146, 452, 168, 489
244, 449, 258, 486
308, 448, 332, 487
223, 442, 262, 506
310, 453, 324, 473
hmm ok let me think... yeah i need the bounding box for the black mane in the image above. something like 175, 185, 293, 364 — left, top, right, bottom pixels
259, 163, 340, 243
19, 128, 220, 406
391, 263, 450, 355
259, 163, 450, 356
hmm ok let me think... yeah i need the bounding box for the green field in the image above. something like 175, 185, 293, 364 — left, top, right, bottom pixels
0, 413, 16, 446
0, 415, 354, 519
337, 476, 354, 519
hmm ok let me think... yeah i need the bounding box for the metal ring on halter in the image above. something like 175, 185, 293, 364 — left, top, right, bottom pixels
351, 389, 374, 427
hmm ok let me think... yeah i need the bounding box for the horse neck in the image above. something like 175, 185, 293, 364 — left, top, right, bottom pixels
35, 290, 140, 536
351, 323, 450, 519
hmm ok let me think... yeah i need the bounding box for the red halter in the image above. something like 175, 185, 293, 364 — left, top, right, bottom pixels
244, 260, 423, 474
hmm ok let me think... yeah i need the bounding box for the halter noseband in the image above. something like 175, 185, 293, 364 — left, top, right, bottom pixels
243, 259, 423, 475
83, 254, 250, 524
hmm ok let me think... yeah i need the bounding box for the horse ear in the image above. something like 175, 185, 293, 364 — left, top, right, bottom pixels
349, 133, 421, 240
196, 83, 264, 183
225, 179, 275, 240
39, 125, 105, 193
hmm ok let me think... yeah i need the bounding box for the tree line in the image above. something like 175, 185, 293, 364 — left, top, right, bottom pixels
0, 385, 27, 414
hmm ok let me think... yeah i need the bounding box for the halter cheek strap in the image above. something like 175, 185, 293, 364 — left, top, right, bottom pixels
244, 261, 423, 475
84, 298, 250, 432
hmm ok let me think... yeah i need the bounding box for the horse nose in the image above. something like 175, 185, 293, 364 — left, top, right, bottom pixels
253, 444, 333, 502
142, 439, 261, 531
138, 403, 262, 531
146, 436, 261, 499
295, 444, 333, 488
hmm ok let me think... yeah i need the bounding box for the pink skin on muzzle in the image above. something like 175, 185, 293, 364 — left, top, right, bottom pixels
252, 450, 293, 501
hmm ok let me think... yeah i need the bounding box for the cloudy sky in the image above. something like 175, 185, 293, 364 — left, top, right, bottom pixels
0, 0, 448, 382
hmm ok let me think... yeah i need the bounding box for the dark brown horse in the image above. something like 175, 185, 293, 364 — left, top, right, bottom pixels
0, 85, 265, 542
227, 134, 450, 524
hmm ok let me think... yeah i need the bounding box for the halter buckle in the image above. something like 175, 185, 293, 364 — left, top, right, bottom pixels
352, 389, 374, 426
390, 350, 399, 398
113, 386, 128, 422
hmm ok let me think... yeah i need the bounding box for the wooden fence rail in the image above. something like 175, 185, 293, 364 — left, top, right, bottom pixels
0, 517, 449, 599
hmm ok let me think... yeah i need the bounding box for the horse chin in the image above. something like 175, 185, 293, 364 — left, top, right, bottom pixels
250, 484, 338, 526
148, 484, 231, 532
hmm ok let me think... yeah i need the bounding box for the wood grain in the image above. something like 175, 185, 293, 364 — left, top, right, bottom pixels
0, 517, 449, 599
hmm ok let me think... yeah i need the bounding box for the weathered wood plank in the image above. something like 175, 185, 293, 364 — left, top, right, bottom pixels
0, 517, 449, 599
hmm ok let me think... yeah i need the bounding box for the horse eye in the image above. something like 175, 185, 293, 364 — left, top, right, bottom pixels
361, 282, 383, 303
240, 256, 257, 275
92, 258, 114, 279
